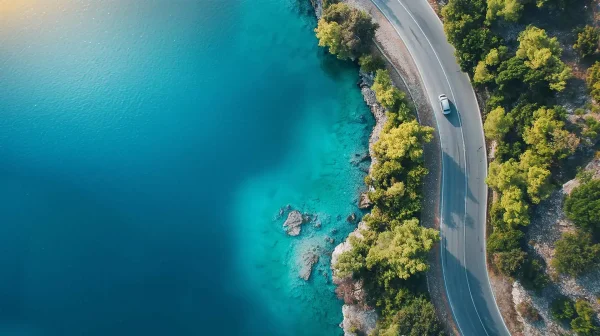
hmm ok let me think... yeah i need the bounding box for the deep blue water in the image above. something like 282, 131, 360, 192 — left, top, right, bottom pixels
0, 1, 372, 335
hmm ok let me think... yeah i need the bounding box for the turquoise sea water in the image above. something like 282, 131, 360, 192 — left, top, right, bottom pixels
0, 1, 372, 335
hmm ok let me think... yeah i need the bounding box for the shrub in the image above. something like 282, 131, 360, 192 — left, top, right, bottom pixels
487, 228, 524, 254
552, 231, 600, 276
519, 258, 550, 291
572, 299, 599, 335
564, 179, 600, 231
359, 54, 385, 73
587, 62, 600, 103
365, 218, 439, 281
517, 301, 540, 322
551, 296, 576, 322
493, 248, 527, 276
574, 26, 599, 58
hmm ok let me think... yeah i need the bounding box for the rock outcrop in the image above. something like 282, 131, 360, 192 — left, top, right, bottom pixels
309, 0, 323, 18
358, 192, 372, 209
341, 304, 377, 336
299, 251, 320, 281
331, 222, 377, 335
358, 71, 387, 170
283, 210, 305, 236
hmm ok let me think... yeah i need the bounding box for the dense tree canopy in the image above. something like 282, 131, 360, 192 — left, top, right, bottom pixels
572, 299, 599, 335
442, 0, 498, 72
373, 120, 434, 162
564, 179, 600, 231
484, 106, 513, 141
366, 219, 439, 281
315, 3, 378, 60
552, 231, 600, 276
587, 61, 600, 103
574, 25, 599, 58
523, 107, 579, 161
551, 296, 576, 321
516, 26, 571, 91
377, 297, 444, 336
372, 69, 406, 111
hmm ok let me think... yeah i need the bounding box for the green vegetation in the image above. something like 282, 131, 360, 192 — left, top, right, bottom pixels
551, 296, 576, 322
443, 0, 582, 288
574, 25, 599, 58
359, 54, 386, 73
572, 299, 599, 335
315, 3, 378, 60
552, 231, 600, 276
314, 4, 442, 334
587, 62, 600, 103
564, 179, 600, 232
335, 69, 442, 334
551, 297, 599, 334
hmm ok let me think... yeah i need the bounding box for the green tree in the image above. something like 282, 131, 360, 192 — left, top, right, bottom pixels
315, 4, 378, 60
373, 120, 434, 162
486, 0, 524, 23
516, 26, 571, 91
359, 54, 385, 73
372, 69, 405, 111
487, 159, 524, 192
442, 0, 498, 72
377, 297, 444, 336
366, 218, 439, 281
484, 106, 513, 141
551, 296, 576, 321
524, 164, 553, 204
315, 20, 348, 59
523, 107, 579, 161
564, 179, 600, 231
574, 25, 599, 58
500, 186, 530, 227
487, 228, 524, 253
572, 299, 599, 335
587, 61, 600, 103
552, 231, 600, 276
493, 248, 527, 276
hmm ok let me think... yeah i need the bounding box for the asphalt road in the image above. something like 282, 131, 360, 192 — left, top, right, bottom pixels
368, 0, 511, 335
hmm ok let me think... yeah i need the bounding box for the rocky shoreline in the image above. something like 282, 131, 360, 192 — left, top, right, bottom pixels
308, 2, 388, 334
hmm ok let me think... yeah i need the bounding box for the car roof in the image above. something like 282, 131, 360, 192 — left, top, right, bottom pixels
441, 98, 450, 110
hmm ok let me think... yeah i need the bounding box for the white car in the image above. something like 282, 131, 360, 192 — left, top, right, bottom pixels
439, 94, 451, 115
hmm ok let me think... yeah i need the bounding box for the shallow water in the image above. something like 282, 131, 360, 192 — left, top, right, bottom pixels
0, 1, 372, 335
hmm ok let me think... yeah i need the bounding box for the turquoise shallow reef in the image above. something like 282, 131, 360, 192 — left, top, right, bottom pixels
0, 0, 372, 335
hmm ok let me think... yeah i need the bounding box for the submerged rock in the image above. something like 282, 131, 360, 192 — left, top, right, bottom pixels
346, 213, 357, 223
299, 252, 319, 281
283, 210, 305, 236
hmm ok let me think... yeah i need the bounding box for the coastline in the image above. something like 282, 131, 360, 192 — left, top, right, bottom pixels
309, 1, 443, 334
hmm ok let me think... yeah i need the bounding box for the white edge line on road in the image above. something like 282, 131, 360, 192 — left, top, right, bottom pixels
422, 1, 511, 334
371, 0, 492, 334
366, 1, 465, 335
390, 1, 491, 335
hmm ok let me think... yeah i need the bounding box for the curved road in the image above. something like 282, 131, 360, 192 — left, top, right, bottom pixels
368, 0, 511, 335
